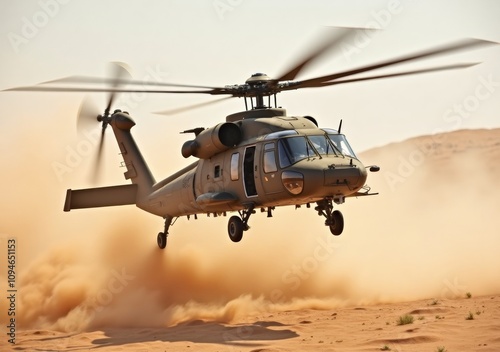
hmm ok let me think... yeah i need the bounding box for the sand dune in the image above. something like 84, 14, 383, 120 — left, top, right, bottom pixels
3, 128, 500, 351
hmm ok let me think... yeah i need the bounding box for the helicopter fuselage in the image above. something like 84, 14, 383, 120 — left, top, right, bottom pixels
63, 106, 376, 247
136, 108, 368, 218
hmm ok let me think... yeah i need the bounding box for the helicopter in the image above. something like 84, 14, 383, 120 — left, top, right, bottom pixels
6, 29, 495, 249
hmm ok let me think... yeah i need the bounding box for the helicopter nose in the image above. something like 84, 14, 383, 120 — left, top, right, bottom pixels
321, 158, 367, 196
286, 157, 368, 199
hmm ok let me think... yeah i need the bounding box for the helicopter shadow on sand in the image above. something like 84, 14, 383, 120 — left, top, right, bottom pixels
89, 320, 298, 349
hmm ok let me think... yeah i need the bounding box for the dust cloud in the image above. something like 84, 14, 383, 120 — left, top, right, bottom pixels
2, 125, 500, 332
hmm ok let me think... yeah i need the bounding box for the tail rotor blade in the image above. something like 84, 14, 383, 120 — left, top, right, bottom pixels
91, 128, 106, 183
105, 62, 132, 115
77, 95, 100, 135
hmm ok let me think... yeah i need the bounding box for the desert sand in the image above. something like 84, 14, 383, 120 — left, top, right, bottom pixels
3, 128, 500, 351
13, 294, 500, 351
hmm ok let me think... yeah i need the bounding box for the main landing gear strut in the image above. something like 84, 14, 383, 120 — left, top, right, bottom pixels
315, 199, 344, 236
157, 216, 172, 249
227, 204, 255, 242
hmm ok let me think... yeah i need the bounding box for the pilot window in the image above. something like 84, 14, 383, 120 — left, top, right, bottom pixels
309, 135, 337, 156
263, 143, 277, 173
230, 153, 239, 181
328, 134, 357, 158
278, 136, 316, 168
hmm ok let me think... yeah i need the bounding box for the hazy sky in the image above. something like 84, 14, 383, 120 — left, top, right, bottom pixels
1, 0, 499, 153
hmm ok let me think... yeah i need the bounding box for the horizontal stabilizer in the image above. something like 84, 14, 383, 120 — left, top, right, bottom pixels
64, 184, 138, 211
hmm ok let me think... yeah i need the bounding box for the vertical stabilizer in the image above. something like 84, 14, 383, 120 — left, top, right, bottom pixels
110, 111, 155, 202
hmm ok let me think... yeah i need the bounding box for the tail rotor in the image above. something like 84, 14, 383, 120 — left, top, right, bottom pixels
75, 62, 132, 183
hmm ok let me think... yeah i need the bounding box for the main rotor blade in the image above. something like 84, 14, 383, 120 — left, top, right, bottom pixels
300, 63, 480, 88
153, 96, 233, 115
293, 38, 495, 89
276, 27, 368, 82
41, 75, 223, 90
4, 86, 217, 94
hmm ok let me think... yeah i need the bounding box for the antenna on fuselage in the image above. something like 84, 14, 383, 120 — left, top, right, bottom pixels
338, 119, 343, 134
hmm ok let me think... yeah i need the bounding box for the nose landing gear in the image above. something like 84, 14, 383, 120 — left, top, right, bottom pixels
315, 199, 344, 236
328, 210, 344, 236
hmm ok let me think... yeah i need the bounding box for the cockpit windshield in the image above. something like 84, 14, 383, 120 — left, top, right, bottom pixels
278, 136, 316, 168
308, 135, 338, 156
276, 133, 357, 168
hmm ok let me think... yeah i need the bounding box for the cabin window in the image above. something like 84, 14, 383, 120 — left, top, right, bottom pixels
263, 142, 277, 173
214, 165, 221, 179
230, 153, 239, 181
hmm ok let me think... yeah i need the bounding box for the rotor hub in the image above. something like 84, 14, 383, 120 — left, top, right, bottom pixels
245, 73, 273, 86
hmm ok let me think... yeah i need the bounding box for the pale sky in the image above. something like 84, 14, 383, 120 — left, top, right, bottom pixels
0, 0, 499, 200
1, 0, 499, 152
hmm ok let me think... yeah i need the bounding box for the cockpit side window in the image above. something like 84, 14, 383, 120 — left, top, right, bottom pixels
263, 142, 278, 173
328, 134, 357, 158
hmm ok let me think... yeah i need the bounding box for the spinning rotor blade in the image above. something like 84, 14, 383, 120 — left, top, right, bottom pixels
76, 95, 100, 133
154, 96, 233, 115
104, 62, 132, 115
41, 75, 222, 90
314, 62, 480, 87
4, 64, 218, 95
4, 32, 496, 109
276, 27, 367, 82
4, 86, 217, 95
92, 127, 106, 183
290, 38, 495, 89
90, 62, 132, 182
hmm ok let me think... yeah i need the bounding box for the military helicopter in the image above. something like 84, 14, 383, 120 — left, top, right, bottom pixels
6, 29, 494, 249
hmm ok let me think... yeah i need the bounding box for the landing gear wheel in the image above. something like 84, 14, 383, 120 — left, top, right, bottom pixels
228, 216, 244, 242
329, 210, 344, 236
157, 232, 167, 249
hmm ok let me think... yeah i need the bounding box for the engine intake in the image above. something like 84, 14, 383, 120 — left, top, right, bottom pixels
181, 122, 242, 159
